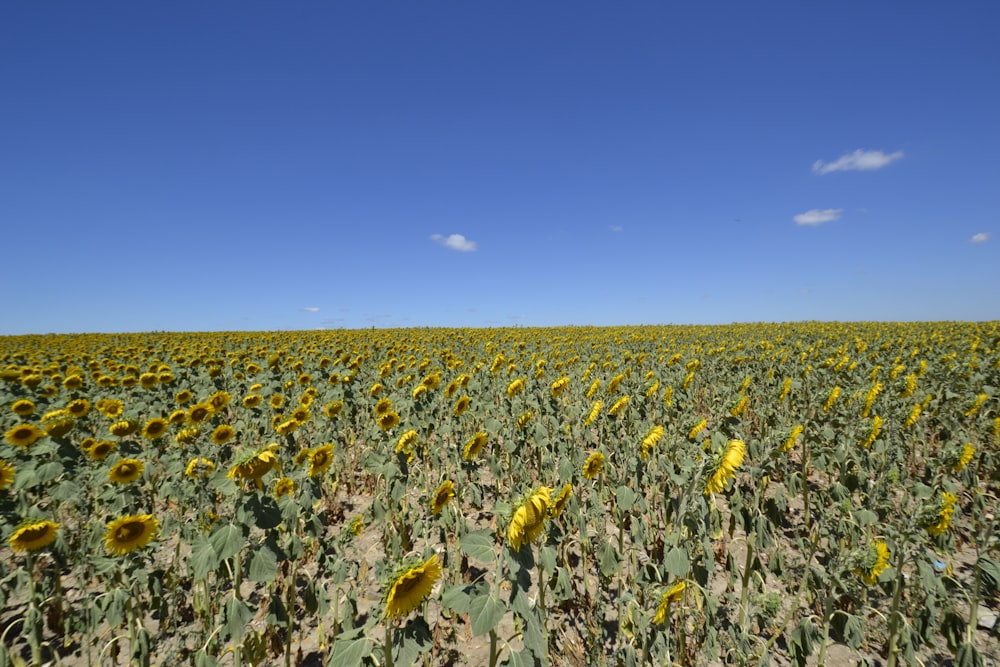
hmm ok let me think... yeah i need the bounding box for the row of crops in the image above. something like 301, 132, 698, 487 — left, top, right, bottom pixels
1, 322, 998, 666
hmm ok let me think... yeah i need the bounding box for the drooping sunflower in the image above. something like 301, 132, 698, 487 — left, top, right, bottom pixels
951, 443, 975, 472
652, 580, 686, 624
208, 391, 232, 411
550, 377, 570, 398
506, 378, 526, 399
11, 399, 36, 417
273, 477, 296, 499
378, 411, 400, 431
858, 540, 890, 586
0, 460, 16, 490
4, 423, 45, 448
109, 420, 138, 437
228, 445, 280, 486
42, 413, 75, 438
508, 487, 551, 551
925, 491, 958, 537
185, 457, 216, 478
350, 515, 364, 536
138, 373, 158, 389
688, 418, 708, 441
108, 458, 144, 484
242, 394, 263, 409
453, 395, 470, 417
141, 417, 169, 440
307, 444, 334, 477
396, 430, 419, 455
384, 554, 443, 620
9, 520, 59, 553
583, 400, 603, 426
583, 452, 605, 479
431, 480, 455, 514
549, 484, 573, 518
782, 425, 804, 453
608, 395, 630, 417
104, 514, 159, 556
210, 424, 235, 445
705, 439, 746, 495
86, 440, 117, 461
174, 389, 194, 404
322, 400, 344, 418
463, 432, 488, 460
412, 384, 428, 400
641, 425, 665, 460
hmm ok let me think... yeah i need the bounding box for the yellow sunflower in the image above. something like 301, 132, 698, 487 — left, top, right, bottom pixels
583, 400, 603, 426
97, 399, 125, 419
109, 420, 138, 437
11, 399, 36, 417
242, 394, 263, 409
0, 460, 16, 490
705, 439, 746, 495
378, 411, 400, 431
858, 540, 890, 586
187, 402, 213, 424
384, 554, 443, 620
290, 407, 310, 424
926, 492, 958, 537
4, 423, 45, 448
175, 427, 199, 446
641, 426, 665, 460
108, 458, 144, 484
508, 487, 551, 551
652, 580, 686, 624
210, 424, 235, 445
42, 413, 75, 438
141, 417, 169, 440
9, 520, 60, 553
608, 395, 630, 417
549, 484, 573, 518
583, 452, 605, 479
66, 398, 90, 418
138, 373, 158, 389
322, 400, 344, 418
86, 440, 117, 461
208, 391, 232, 411
175, 389, 194, 404
431, 480, 455, 514
228, 445, 280, 486
273, 477, 296, 499
307, 444, 334, 477
374, 398, 393, 416
104, 514, 159, 556
185, 457, 216, 479
453, 395, 470, 417
688, 418, 708, 440
463, 432, 488, 460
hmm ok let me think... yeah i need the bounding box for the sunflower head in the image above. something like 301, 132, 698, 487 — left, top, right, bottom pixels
11, 399, 36, 417
582, 451, 605, 479
9, 519, 60, 553
86, 440, 117, 461
549, 484, 573, 518
378, 411, 400, 431
108, 458, 144, 484
0, 460, 15, 490
652, 580, 687, 624
141, 417, 169, 440
508, 487, 551, 551
104, 514, 159, 556
185, 457, 216, 479
273, 477, 296, 499
463, 432, 488, 461
383, 554, 443, 620
431, 480, 456, 514
211, 424, 235, 445
4, 424, 46, 448
307, 444, 334, 477
228, 445, 280, 485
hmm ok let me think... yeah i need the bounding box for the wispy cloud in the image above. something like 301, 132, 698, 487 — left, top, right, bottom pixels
812, 149, 904, 175
609, 225, 624, 232
970, 232, 991, 244
431, 233, 478, 252
794, 208, 843, 226
302, 307, 320, 313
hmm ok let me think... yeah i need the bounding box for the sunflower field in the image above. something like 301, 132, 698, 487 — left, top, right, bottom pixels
1, 322, 998, 667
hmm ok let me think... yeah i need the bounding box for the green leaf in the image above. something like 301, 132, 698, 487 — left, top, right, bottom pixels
440, 584, 476, 615
327, 632, 372, 666
663, 546, 689, 578
224, 597, 253, 642
189, 537, 219, 580
210, 524, 245, 562
598, 541, 619, 578
469, 594, 506, 636
247, 545, 278, 583
460, 530, 496, 563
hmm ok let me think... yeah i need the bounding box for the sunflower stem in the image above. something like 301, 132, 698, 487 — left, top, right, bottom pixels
737, 535, 755, 631
384, 622, 395, 667
26, 552, 43, 667
885, 543, 907, 667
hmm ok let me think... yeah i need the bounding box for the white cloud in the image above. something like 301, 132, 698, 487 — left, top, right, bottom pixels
970, 232, 991, 243
610, 225, 624, 232
793, 208, 843, 226
431, 233, 477, 252
302, 307, 320, 313
812, 149, 904, 175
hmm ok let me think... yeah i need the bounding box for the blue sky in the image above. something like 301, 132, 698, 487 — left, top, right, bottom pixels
2, 2, 998, 334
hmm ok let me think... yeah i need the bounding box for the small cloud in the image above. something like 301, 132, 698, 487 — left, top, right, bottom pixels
431, 233, 477, 252
794, 208, 843, 226
970, 232, 991, 244
302, 307, 320, 313
812, 149, 904, 175
610, 225, 624, 232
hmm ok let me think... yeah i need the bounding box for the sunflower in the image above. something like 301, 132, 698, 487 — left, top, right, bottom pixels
583, 452, 605, 479
641, 426, 665, 460
275, 419, 299, 435
4, 423, 45, 448
138, 373, 158, 389
652, 580, 686, 624
108, 458, 144, 484
688, 418, 708, 441
350, 515, 364, 536
228, 445, 280, 486
951, 443, 975, 472
86, 440, 117, 461
584, 400, 603, 426
453, 396, 470, 417
374, 398, 393, 416
141, 417, 169, 440
550, 377, 570, 398
242, 394, 263, 409
210, 424, 235, 445
782, 425, 804, 453
307, 444, 334, 477
431, 480, 455, 514
0, 460, 15, 490
66, 398, 90, 418
97, 398, 125, 419
378, 411, 400, 431
109, 420, 138, 437
412, 385, 428, 400
290, 407, 310, 424
549, 484, 573, 518
294, 448, 312, 466
175, 389, 193, 404
463, 432, 488, 460
104, 514, 159, 556
322, 400, 344, 418
384, 554, 443, 620
608, 395, 630, 417
185, 457, 216, 478
925, 492, 958, 536
516, 411, 533, 431
369, 383, 383, 397
175, 427, 199, 446
273, 477, 296, 499
9, 520, 60, 553
11, 399, 35, 416
63, 374, 84, 390
506, 378, 526, 398
705, 439, 746, 495
208, 391, 232, 411
729, 395, 749, 417
43, 414, 75, 438
858, 541, 890, 586
508, 487, 551, 551
187, 402, 213, 424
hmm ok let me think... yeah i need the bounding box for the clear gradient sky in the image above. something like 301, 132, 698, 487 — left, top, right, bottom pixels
2, 2, 998, 335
